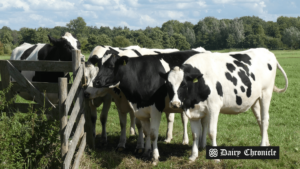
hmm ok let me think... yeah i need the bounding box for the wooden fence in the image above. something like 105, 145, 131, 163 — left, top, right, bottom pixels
0, 50, 93, 169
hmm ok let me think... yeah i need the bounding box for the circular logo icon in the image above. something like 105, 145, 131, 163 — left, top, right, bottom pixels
209, 148, 218, 157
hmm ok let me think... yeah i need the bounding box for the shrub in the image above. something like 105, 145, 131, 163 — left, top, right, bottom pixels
3, 44, 12, 55
0, 86, 61, 168
0, 41, 4, 55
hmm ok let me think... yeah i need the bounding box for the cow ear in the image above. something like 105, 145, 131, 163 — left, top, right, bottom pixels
48, 35, 58, 45
186, 73, 203, 83
159, 72, 169, 80
88, 55, 101, 66
115, 56, 129, 67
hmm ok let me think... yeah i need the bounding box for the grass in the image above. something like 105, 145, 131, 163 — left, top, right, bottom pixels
0, 50, 300, 168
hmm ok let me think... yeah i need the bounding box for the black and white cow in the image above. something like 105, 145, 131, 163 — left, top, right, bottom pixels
160, 48, 288, 162
85, 46, 192, 152
84, 45, 143, 148
93, 50, 204, 165
10, 32, 84, 103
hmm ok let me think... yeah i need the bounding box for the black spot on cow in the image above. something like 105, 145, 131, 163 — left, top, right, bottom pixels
250, 73, 255, 81
113, 88, 121, 95
157, 50, 200, 68
236, 95, 242, 105
119, 48, 126, 51
20, 45, 38, 60
226, 63, 236, 73
216, 81, 223, 97
225, 72, 237, 86
233, 60, 249, 76
241, 86, 245, 93
100, 45, 105, 48
154, 51, 161, 54
234, 89, 237, 94
88, 55, 100, 65
230, 54, 252, 65
268, 64, 272, 70
176, 64, 211, 110
238, 70, 252, 97
132, 49, 142, 57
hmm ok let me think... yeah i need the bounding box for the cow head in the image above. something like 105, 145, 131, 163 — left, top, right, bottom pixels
47, 32, 84, 61
93, 48, 123, 88
160, 65, 204, 110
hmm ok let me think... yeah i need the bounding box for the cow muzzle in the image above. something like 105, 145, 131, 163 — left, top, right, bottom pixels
170, 101, 182, 109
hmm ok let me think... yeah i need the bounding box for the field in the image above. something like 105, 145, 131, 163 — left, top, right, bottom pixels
0, 50, 300, 168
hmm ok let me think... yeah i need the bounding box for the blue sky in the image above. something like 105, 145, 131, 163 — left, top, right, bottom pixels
0, 0, 299, 31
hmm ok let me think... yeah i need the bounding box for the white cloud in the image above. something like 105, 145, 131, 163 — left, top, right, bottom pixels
176, 3, 192, 9
197, 0, 207, 7
113, 4, 137, 18
139, 15, 156, 25
89, 0, 110, 5
217, 9, 222, 13
29, 14, 43, 21
78, 10, 98, 18
128, 0, 139, 6
0, 0, 30, 11
163, 11, 184, 19
55, 22, 68, 27
0, 20, 9, 25
83, 4, 104, 10
119, 21, 129, 27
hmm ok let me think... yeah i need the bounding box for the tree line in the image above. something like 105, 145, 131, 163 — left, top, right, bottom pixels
1, 16, 300, 55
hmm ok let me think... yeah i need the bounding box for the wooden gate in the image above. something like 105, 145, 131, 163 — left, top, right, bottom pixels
0, 49, 93, 169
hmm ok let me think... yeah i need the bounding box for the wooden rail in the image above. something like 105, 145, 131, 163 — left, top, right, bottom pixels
0, 49, 91, 168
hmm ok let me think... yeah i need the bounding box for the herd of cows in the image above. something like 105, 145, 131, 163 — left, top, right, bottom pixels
10, 32, 288, 165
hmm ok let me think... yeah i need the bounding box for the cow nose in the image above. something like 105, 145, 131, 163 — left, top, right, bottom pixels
84, 91, 90, 98
170, 101, 181, 108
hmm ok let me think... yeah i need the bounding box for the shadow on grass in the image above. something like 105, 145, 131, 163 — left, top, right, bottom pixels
86, 132, 195, 168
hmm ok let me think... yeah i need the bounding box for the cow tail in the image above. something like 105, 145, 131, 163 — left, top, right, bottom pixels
273, 62, 288, 93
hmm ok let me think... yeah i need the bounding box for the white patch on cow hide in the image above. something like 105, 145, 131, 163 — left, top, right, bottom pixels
168, 68, 184, 103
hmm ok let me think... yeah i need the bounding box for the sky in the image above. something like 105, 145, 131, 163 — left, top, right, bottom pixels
0, 0, 299, 31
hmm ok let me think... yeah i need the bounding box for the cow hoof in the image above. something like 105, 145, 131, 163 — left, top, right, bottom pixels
130, 129, 136, 136
189, 156, 197, 162
182, 140, 189, 145
116, 147, 125, 152
152, 159, 159, 166
142, 149, 152, 158
164, 138, 172, 143
135, 148, 144, 154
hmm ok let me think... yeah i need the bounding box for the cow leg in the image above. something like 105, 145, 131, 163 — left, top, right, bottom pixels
251, 99, 263, 136
199, 115, 209, 149
189, 119, 202, 162
89, 101, 98, 140
116, 109, 127, 151
150, 109, 162, 165
129, 110, 136, 136
141, 119, 151, 158
208, 109, 220, 162
164, 112, 174, 143
259, 91, 272, 146
100, 94, 112, 144
135, 117, 144, 153
182, 112, 189, 145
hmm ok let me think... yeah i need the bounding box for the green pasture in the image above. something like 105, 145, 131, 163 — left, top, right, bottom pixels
0, 50, 299, 168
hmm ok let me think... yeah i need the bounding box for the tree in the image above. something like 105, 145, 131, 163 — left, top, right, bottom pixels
0, 31, 13, 45
161, 20, 184, 35
0, 41, 4, 55
112, 36, 131, 47
86, 34, 112, 51
171, 33, 190, 50
66, 17, 87, 38
282, 27, 300, 49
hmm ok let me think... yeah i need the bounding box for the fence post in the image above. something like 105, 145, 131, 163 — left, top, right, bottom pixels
0, 61, 15, 116
72, 49, 81, 77
59, 78, 68, 161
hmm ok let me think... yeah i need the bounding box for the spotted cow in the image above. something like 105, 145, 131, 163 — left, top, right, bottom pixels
161, 48, 288, 162
85, 46, 193, 152
10, 32, 84, 103
83, 45, 142, 148
92, 49, 205, 165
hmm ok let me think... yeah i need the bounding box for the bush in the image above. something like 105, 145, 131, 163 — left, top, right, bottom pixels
0, 41, 4, 55
0, 86, 61, 168
3, 44, 12, 55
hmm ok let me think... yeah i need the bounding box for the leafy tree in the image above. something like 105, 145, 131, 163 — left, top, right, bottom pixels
227, 34, 236, 48
136, 33, 154, 48
171, 33, 190, 50
161, 20, 184, 35
181, 26, 196, 47
282, 27, 300, 49
87, 34, 112, 51
266, 21, 281, 38
0, 41, 4, 55
66, 17, 87, 38
112, 36, 131, 47
0, 30, 13, 45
